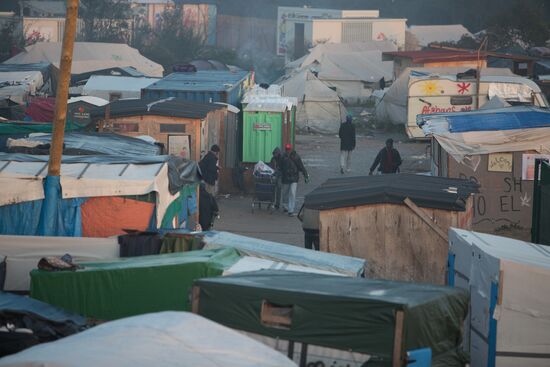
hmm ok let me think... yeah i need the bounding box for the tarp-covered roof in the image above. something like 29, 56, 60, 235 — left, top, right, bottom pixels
193, 270, 469, 364
304, 174, 479, 211
419, 106, 550, 133
201, 231, 366, 277
0, 311, 297, 367
4, 42, 164, 77
144, 70, 250, 92
92, 97, 224, 119
83, 75, 159, 95
408, 25, 473, 46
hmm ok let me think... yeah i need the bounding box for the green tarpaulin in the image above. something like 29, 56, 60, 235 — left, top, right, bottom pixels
194, 271, 469, 366
0, 121, 85, 135
30, 248, 240, 320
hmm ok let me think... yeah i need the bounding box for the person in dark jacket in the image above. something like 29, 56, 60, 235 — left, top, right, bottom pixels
199, 184, 219, 231
199, 144, 220, 195
369, 138, 402, 174
269, 147, 283, 209
281, 144, 309, 216
338, 114, 356, 174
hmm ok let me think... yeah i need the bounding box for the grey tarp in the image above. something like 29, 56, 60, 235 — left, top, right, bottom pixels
201, 231, 366, 277
193, 270, 469, 366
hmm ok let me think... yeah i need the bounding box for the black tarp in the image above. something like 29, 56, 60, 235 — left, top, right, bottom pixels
118, 232, 162, 257
0, 292, 87, 357
304, 174, 479, 211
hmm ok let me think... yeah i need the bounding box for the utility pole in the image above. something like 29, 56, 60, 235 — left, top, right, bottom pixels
47, 0, 79, 176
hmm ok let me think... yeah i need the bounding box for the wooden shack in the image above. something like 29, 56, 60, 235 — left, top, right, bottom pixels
303, 174, 478, 284
93, 98, 239, 192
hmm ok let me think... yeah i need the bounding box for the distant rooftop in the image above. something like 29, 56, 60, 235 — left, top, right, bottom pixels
144, 70, 250, 93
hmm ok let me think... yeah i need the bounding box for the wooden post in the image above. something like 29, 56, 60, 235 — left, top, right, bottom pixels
191, 285, 200, 313
392, 310, 405, 367
403, 198, 449, 242
47, 0, 79, 176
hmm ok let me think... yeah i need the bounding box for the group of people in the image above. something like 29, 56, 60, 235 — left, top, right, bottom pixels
270, 144, 309, 216
339, 114, 402, 175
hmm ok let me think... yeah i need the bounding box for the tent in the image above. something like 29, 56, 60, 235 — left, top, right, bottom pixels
0, 70, 44, 105
279, 70, 347, 133
0, 153, 199, 237
375, 67, 548, 139
192, 270, 469, 367
82, 75, 160, 101
0, 312, 297, 367
4, 42, 164, 77
285, 42, 395, 105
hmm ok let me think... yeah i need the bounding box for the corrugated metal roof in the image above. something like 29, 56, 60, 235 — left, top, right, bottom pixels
92, 97, 224, 120
144, 70, 250, 92
304, 174, 479, 211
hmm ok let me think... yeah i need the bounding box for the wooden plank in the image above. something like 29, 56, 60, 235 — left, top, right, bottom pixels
403, 198, 448, 242
191, 285, 200, 314
392, 310, 405, 367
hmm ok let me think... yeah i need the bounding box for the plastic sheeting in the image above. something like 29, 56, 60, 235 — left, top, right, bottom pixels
30, 248, 240, 320
0, 312, 297, 367
448, 229, 550, 367
81, 197, 155, 238
82, 75, 159, 100
0, 235, 118, 292
5, 42, 164, 77
9, 133, 162, 156
24, 97, 55, 122
201, 231, 366, 277
194, 270, 469, 366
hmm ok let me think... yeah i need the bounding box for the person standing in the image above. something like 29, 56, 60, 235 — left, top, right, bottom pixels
199, 144, 220, 195
338, 114, 356, 174
281, 144, 309, 216
269, 147, 283, 210
199, 183, 219, 231
369, 138, 402, 175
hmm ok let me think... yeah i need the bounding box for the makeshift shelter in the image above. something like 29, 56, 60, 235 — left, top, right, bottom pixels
142, 70, 253, 106
241, 85, 297, 163
284, 42, 395, 105
421, 106, 550, 236
375, 67, 549, 139
82, 75, 159, 101
4, 42, 164, 77
200, 230, 366, 277
67, 96, 108, 127
192, 270, 469, 367
303, 174, 479, 284
0, 235, 119, 292
448, 228, 550, 367
0, 291, 87, 358
0, 62, 55, 104
30, 248, 239, 320
0, 153, 199, 237
0, 312, 297, 367
24, 97, 55, 122
279, 70, 347, 134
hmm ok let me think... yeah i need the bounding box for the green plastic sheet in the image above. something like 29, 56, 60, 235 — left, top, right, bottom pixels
30, 248, 240, 320
194, 270, 469, 366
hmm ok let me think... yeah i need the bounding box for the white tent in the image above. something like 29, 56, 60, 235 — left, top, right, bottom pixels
286, 41, 395, 104
0, 312, 297, 367
279, 70, 347, 134
408, 25, 473, 47
82, 75, 159, 100
4, 42, 164, 77
0, 70, 44, 104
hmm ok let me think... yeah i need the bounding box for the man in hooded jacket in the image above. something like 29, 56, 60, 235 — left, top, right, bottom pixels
338, 114, 356, 174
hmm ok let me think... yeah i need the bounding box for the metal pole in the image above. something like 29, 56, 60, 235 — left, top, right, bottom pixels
47, 0, 79, 176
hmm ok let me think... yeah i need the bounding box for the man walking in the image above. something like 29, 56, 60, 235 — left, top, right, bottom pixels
369, 138, 402, 175
339, 114, 356, 174
199, 183, 219, 231
199, 144, 220, 195
281, 144, 309, 216
269, 147, 283, 209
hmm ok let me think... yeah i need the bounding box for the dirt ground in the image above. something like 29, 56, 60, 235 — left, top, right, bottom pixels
214, 129, 431, 246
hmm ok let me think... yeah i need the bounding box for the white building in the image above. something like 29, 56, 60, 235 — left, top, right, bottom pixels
277, 6, 406, 59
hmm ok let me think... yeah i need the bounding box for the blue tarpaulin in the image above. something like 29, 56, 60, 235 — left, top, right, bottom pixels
446, 106, 550, 133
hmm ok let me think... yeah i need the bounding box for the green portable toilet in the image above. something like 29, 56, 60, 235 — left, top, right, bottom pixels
242, 88, 297, 163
